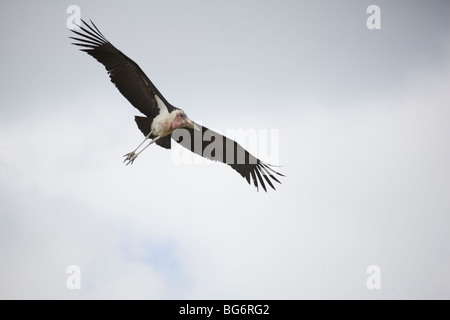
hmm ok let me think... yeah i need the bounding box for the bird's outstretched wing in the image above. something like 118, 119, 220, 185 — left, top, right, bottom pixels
172, 123, 284, 192
70, 20, 174, 118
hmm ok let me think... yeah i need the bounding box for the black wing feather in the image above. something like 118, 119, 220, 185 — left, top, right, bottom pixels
172, 123, 284, 191
71, 20, 284, 191
70, 20, 174, 118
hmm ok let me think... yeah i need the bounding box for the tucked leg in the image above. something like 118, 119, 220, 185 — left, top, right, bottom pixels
124, 135, 161, 165
123, 130, 154, 163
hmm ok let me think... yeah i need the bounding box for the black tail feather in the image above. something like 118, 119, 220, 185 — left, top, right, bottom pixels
134, 116, 152, 136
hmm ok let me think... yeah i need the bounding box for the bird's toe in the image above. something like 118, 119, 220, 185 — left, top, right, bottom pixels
123, 152, 135, 162
124, 153, 138, 165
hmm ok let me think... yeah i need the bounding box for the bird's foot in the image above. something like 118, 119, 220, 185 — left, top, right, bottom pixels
123, 152, 138, 165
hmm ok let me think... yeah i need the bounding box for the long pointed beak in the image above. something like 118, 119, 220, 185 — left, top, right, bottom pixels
185, 118, 200, 131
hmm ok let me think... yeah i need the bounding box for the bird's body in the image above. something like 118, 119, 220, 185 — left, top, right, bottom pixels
149, 95, 172, 136
152, 107, 193, 138
70, 20, 283, 191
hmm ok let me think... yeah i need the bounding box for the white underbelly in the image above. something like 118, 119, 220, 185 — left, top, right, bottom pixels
151, 114, 168, 136
151, 94, 173, 137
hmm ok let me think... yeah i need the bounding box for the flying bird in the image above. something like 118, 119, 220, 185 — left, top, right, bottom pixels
70, 20, 283, 191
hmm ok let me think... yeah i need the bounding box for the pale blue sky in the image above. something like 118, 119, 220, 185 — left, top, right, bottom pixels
1, 0, 450, 299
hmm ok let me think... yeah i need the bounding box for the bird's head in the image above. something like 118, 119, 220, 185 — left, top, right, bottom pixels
171, 110, 200, 131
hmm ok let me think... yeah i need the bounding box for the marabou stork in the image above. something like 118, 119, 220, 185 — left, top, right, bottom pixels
70, 20, 283, 191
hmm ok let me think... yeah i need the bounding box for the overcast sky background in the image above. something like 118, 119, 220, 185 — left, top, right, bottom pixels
1, 0, 450, 299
